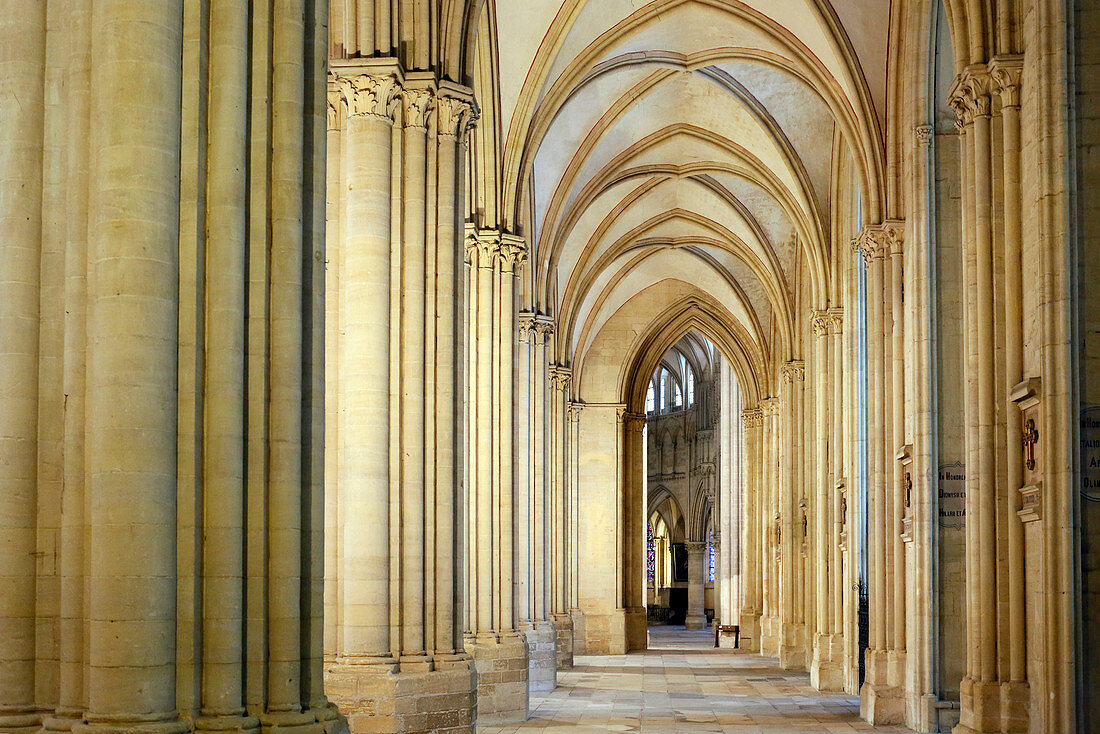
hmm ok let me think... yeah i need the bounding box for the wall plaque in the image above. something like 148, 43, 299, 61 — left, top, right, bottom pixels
1081, 406, 1100, 502
938, 462, 965, 528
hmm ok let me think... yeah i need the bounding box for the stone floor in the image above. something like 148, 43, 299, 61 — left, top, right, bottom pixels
478, 626, 910, 733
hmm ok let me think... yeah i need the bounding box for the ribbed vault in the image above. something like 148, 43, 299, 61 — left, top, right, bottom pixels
480, 0, 889, 385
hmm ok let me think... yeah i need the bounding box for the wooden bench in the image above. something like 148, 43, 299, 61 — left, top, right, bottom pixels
713, 624, 740, 648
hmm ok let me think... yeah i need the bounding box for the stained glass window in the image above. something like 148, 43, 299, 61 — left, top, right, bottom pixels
707, 528, 715, 583
647, 522, 655, 583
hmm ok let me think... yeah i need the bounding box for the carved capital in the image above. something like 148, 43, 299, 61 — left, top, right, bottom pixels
465, 228, 527, 272
684, 541, 706, 554
760, 397, 780, 417
781, 360, 805, 384
810, 309, 831, 337
621, 410, 647, 434
740, 407, 764, 429
549, 365, 572, 392
948, 66, 993, 128
567, 402, 585, 422
327, 85, 345, 130
518, 312, 555, 345
989, 55, 1024, 109
436, 94, 479, 140
852, 220, 904, 260
498, 234, 528, 274
829, 308, 844, 335
401, 87, 436, 129
464, 228, 501, 268
332, 72, 401, 122
915, 124, 933, 147
881, 219, 904, 257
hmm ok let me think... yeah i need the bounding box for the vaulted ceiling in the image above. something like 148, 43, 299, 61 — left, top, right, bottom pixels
485, 0, 889, 401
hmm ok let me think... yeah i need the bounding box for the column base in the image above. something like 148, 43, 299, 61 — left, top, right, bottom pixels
325, 655, 476, 734
310, 699, 349, 734
684, 613, 707, 631
758, 615, 781, 658
625, 607, 647, 652
259, 710, 326, 734
859, 649, 904, 726
73, 717, 192, 734
735, 611, 760, 651
886, 648, 907, 688
195, 714, 261, 733
920, 694, 961, 734
548, 613, 574, 670
2, 709, 41, 734
520, 620, 557, 692
778, 622, 805, 670
42, 709, 84, 733
954, 676, 1030, 734
809, 633, 844, 691
569, 608, 587, 656
465, 633, 529, 724
573, 608, 644, 654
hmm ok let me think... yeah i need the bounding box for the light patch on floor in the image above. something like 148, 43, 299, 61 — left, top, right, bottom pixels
479, 626, 910, 733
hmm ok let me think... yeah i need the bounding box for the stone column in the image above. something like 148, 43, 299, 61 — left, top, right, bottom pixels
567, 401, 587, 651
77, 2, 188, 733
264, 6, 324, 729
778, 361, 806, 670
759, 397, 781, 657
49, 4, 92, 728
517, 314, 557, 692
948, 58, 1031, 734
0, 2, 45, 731
810, 311, 843, 690
464, 229, 529, 723
548, 365, 574, 668
685, 542, 708, 630
856, 225, 904, 723
620, 411, 649, 651
330, 67, 401, 675
991, 56, 1030, 727
887, 224, 907, 690
199, 1, 257, 728
830, 309, 846, 646
739, 407, 764, 650
326, 65, 478, 733
950, 68, 1001, 734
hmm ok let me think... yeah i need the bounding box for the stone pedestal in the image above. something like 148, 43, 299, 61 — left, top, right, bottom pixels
569, 608, 587, 656
521, 621, 557, 692
625, 607, 648, 652
466, 634, 529, 724
953, 677, 1030, 734
809, 633, 844, 691
326, 658, 476, 734
860, 649, 905, 725
778, 622, 806, 670
736, 611, 760, 651
759, 615, 781, 658
549, 613, 574, 669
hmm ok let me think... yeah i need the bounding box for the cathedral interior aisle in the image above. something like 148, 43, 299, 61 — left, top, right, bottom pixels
479, 627, 909, 734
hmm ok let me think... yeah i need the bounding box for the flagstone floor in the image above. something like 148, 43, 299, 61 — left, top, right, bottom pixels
478, 625, 910, 733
